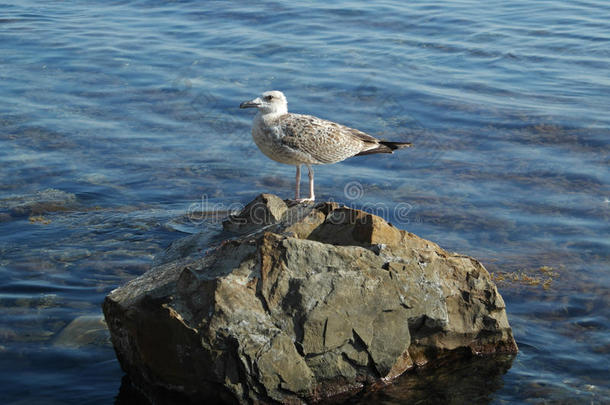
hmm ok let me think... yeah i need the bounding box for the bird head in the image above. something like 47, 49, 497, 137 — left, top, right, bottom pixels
240, 90, 287, 115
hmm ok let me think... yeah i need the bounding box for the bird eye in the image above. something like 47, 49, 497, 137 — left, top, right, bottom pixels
264, 95, 273, 101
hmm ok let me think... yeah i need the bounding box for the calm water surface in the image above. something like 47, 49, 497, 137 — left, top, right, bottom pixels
1, 1, 608, 403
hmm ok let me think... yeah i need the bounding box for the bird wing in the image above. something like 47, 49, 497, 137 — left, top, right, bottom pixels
278, 113, 380, 164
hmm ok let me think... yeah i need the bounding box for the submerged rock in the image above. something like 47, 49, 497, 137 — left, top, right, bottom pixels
53, 315, 110, 348
103, 194, 517, 404
0, 188, 77, 217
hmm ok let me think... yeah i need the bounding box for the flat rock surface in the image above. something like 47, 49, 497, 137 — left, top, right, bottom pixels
103, 194, 517, 404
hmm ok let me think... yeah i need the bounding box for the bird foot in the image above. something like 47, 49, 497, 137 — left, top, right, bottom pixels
294, 197, 315, 203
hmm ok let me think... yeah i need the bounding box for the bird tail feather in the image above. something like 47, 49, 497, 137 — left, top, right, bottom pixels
356, 141, 412, 156
380, 141, 412, 151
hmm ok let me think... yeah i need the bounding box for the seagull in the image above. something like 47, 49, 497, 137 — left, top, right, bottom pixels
240, 90, 412, 202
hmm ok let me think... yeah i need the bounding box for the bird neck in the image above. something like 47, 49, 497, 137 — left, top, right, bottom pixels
257, 109, 286, 122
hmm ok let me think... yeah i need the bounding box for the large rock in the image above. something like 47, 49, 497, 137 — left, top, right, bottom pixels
103, 194, 517, 404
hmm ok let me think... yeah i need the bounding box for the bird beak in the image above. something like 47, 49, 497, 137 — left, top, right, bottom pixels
240, 97, 262, 109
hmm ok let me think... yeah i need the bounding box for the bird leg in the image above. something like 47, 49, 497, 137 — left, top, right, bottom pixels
305, 164, 315, 201
295, 165, 301, 200
294, 164, 315, 202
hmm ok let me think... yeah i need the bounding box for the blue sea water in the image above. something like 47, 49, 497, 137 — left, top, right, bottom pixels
0, 0, 608, 403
